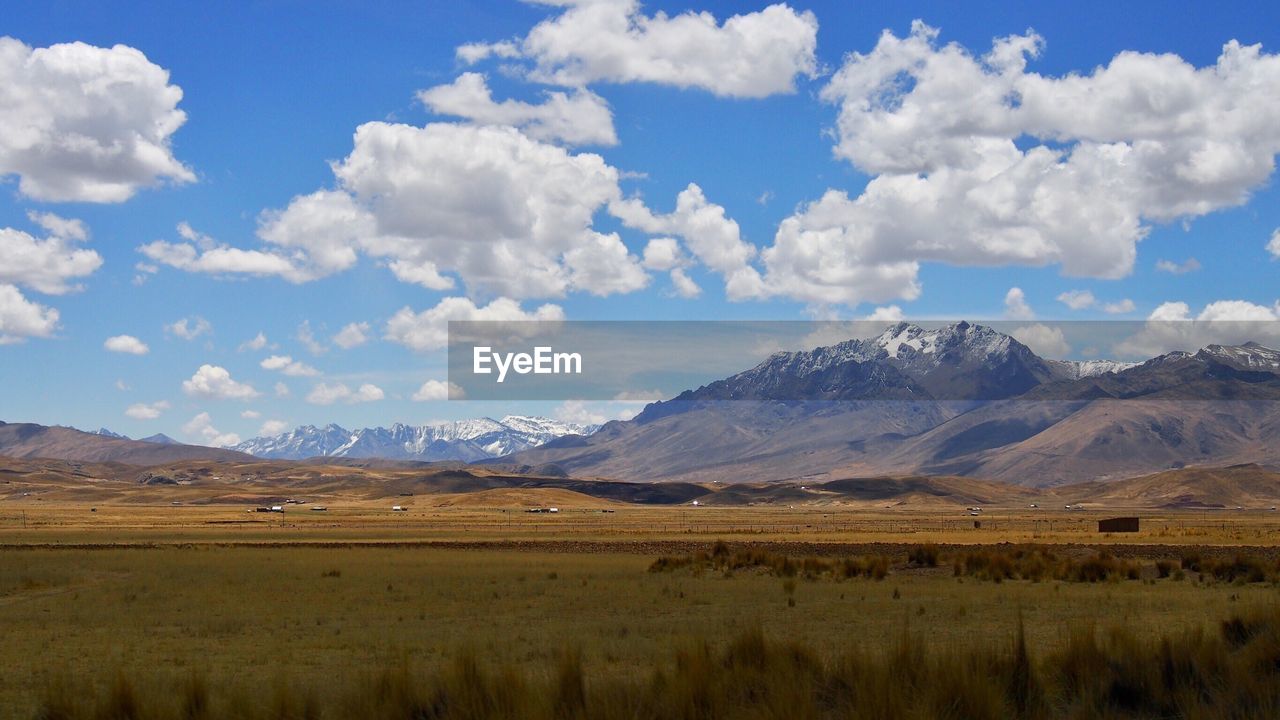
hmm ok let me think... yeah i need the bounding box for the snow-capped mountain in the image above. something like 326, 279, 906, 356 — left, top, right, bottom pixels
232, 416, 599, 461
93, 428, 130, 440
655, 321, 1116, 406
513, 324, 1280, 486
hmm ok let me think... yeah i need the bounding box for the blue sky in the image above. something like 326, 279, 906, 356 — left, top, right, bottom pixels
2, 0, 1279, 445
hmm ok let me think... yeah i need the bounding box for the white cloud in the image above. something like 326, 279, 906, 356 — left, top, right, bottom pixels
306, 382, 384, 405
1102, 299, 1137, 315
758, 23, 1280, 306
1116, 300, 1280, 357
27, 211, 88, 241
166, 316, 211, 341
238, 332, 268, 352
1011, 324, 1071, 358
0, 37, 193, 202
1003, 287, 1034, 320
273, 382, 290, 398
115, 379, 129, 391
384, 296, 565, 353
260, 354, 321, 377
104, 335, 149, 355
260, 123, 646, 299
553, 399, 638, 426
641, 237, 684, 272
1269, 229, 1280, 259
461, 0, 819, 99
125, 400, 169, 420
182, 364, 260, 400
259, 419, 289, 436
0, 216, 102, 295
418, 72, 616, 146
240, 410, 261, 419
1056, 290, 1096, 311
668, 267, 701, 298
1155, 258, 1202, 274
864, 305, 905, 322
613, 183, 763, 299
411, 379, 462, 402
154, 122, 649, 301
332, 322, 370, 349
182, 412, 240, 448
0, 284, 59, 344
296, 320, 326, 355
138, 222, 307, 282
1056, 289, 1134, 314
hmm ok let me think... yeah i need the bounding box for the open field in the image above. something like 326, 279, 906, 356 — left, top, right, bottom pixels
5, 541, 1280, 718
6, 462, 1280, 717
5, 501, 1280, 547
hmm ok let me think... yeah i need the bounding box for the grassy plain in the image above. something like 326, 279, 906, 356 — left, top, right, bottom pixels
3, 502, 1280, 717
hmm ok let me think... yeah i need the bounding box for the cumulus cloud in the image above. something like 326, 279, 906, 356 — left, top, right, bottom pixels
411, 379, 463, 402
639, 237, 701, 297
0, 284, 59, 344
553, 399, 639, 426
1056, 289, 1135, 314
418, 72, 616, 146
758, 22, 1280, 306
1057, 290, 1096, 311
260, 355, 320, 377
296, 320, 326, 355
273, 382, 290, 398
668, 267, 701, 298
1102, 299, 1137, 315
138, 222, 310, 282
1003, 287, 1035, 320
459, 0, 818, 99
613, 183, 763, 299
332, 322, 370, 349
125, 400, 169, 420
259, 419, 290, 436
0, 214, 102, 295
1269, 229, 1280, 259
253, 123, 646, 299
305, 382, 384, 405
1155, 258, 1202, 274
104, 335, 149, 355
238, 332, 268, 352
1012, 324, 1071, 358
166, 316, 211, 341
0, 37, 193, 202
240, 410, 260, 419
181, 364, 260, 400
384, 296, 565, 353
182, 412, 240, 447
864, 305, 905, 322
1115, 300, 1280, 357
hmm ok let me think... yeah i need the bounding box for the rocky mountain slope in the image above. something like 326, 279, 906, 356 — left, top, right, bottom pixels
508, 323, 1280, 486
0, 422, 252, 465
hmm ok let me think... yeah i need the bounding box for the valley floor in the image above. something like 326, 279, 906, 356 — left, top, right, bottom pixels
3, 505, 1280, 717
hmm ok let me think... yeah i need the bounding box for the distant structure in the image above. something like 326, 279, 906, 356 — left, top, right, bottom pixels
1098, 517, 1139, 533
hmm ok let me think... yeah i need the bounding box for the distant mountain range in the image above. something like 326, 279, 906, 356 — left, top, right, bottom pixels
9, 322, 1280, 486
505, 322, 1280, 486
231, 416, 600, 462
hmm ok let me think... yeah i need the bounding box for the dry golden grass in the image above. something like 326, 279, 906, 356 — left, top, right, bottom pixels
4, 494, 1280, 717
3, 540, 1280, 717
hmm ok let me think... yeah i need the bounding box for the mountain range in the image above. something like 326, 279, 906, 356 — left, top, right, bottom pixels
503, 322, 1280, 486
231, 416, 599, 462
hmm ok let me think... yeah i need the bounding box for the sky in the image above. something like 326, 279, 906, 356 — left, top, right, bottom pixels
2, 0, 1279, 446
